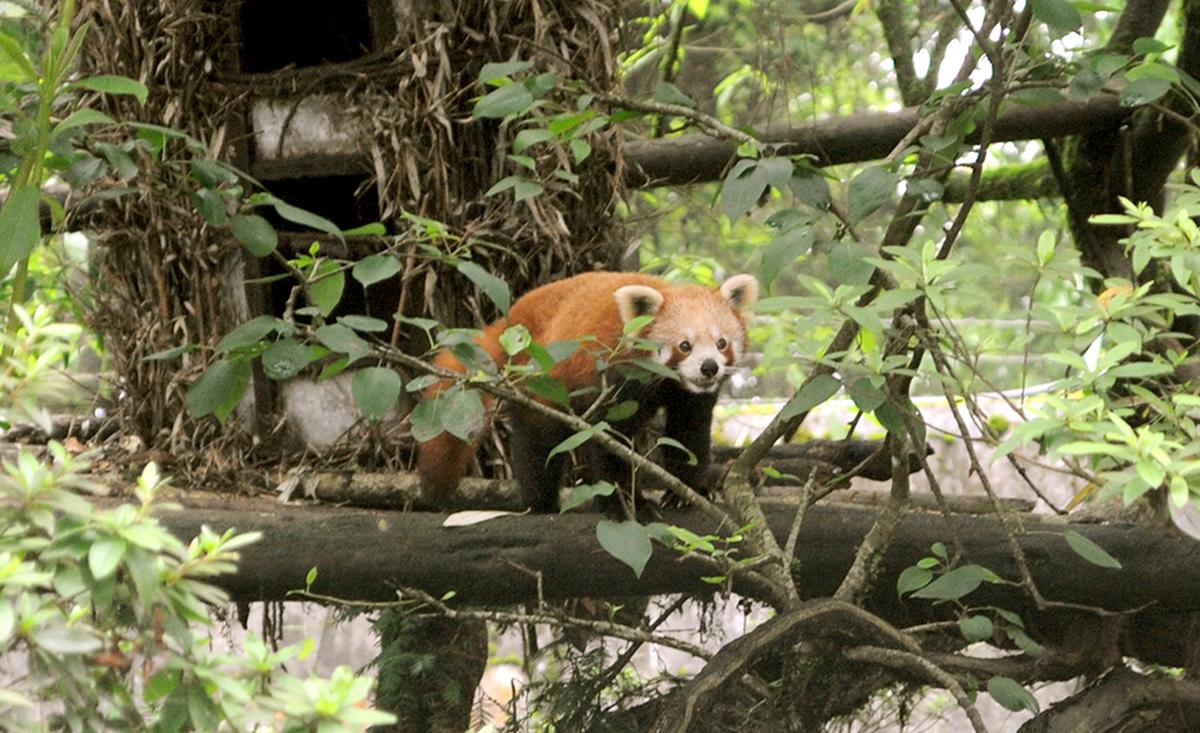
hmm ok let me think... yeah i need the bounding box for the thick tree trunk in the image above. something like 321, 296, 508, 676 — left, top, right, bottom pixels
154, 494, 1200, 667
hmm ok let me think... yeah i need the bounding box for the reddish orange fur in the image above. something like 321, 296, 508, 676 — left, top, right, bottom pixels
416, 272, 749, 504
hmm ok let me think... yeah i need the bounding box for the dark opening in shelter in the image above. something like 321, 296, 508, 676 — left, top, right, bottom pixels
266, 175, 380, 230
257, 175, 399, 328
239, 0, 377, 73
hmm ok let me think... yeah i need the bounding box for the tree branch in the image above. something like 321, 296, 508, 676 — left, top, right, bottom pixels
623, 97, 1128, 187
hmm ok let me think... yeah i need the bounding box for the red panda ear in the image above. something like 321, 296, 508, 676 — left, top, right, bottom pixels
720, 274, 759, 311
614, 285, 664, 325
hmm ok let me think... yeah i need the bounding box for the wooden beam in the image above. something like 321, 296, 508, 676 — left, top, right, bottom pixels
154, 493, 1199, 666
622, 96, 1128, 187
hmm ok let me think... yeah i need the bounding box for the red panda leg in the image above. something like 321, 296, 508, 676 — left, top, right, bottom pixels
659, 386, 719, 497
508, 405, 571, 512
417, 432, 475, 507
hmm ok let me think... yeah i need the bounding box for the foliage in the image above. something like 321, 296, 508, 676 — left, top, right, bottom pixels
993, 181, 1200, 507
0, 452, 394, 731
0, 303, 87, 430
0, 0, 146, 348
33, 0, 1200, 728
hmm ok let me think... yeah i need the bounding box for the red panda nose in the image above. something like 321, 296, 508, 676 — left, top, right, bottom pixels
700, 359, 719, 378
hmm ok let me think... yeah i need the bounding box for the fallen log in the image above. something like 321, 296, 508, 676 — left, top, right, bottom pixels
149, 493, 1200, 666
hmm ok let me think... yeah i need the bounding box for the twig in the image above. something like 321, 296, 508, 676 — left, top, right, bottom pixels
843, 645, 989, 733
650, 599, 920, 733
596, 93, 761, 149
296, 585, 717, 661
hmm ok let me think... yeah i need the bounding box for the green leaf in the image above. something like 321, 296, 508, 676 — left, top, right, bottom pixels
623, 314, 657, 335
343, 221, 386, 236
547, 422, 609, 461
911, 564, 988, 601
721, 158, 770, 221
687, 0, 710, 19
1120, 77, 1172, 107
958, 614, 994, 643
524, 375, 570, 407
440, 389, 487, 442
88, 536, 126, 581
215, 315, 285, 353
630, 357, 681, 381
486, 175, 521, 196
654, 81, 695, 108
0, 30, 36, 81
499, 325, 532, 355
406, 374, 440, 393
1033, 0, 1081, 33
896, 566, 933, 596
186, 358, 251, 423
759, 157, 795, 188
759, 227, 811, 290
409, 398, 445, 442
309, 260, 346, 317
352, 254, 402, 287
605, 400, 640, 422
561, 481, 615, 512
1006, 625, 1045, 656
189, 159, 236, 187
1036, 230, 1057, 266
0, 186, 41, 275
479, 60, 533, 85
32, 625, 103, 655
987, 676, 1040, 714
1063, 529, 1123, 569
788, 170, 831, 210
68, 74, 149, 105
473, 83, 535, 119
570, 138, 592, 164
656, 437, 697, 465
1010, 88, 1067, 107
874, 400, 908, 440
779, 374, 841, 421
352, 367, 402, 420
314, 324, 370, 361
848, 166, 897, 225
274, 201, 340, 235
847, 378, 886, 412
259, 339, 315, 380
51, 108, 115, 136
144, 670, 181, 704
97, 142, 138, 180
456, 260, 511, 315
513, 179, 544, 202
339, 315, 389, 333
1133, 37, 1172, 55
596, 520, 653, 578
513, 128, 553, 154
0, 600, 14, 644
189, 188, 227, 226
230, 214, 278, 257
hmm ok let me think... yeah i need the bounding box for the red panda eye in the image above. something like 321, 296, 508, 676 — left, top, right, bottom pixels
679, 340, 692, 353
717, 338, 728, 350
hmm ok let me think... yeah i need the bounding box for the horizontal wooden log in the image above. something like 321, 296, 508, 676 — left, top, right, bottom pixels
154, 494, 1199, 665
240, 96, 1127, 190
622, 96, 1127, 187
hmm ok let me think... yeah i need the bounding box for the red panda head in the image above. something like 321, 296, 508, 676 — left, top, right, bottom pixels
614, 274, 759, 394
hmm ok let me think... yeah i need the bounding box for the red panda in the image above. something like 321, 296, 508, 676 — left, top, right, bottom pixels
416, 271, 759, 512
